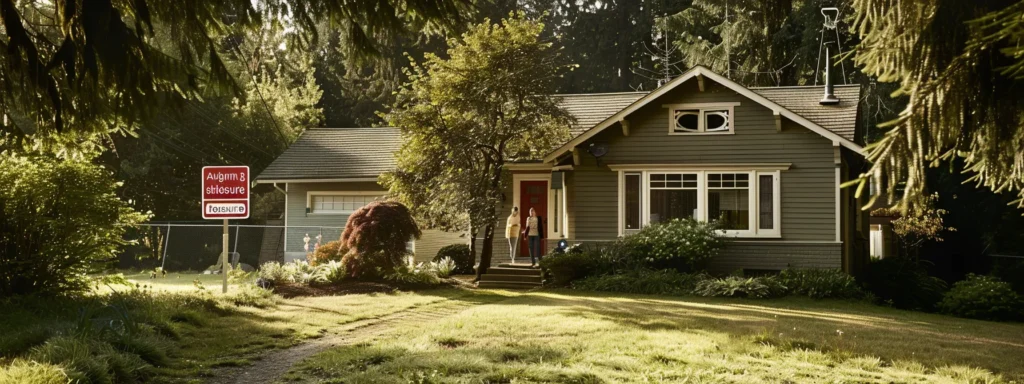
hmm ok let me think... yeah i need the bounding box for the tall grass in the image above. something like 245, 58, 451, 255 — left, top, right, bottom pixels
0, 282, 275, 383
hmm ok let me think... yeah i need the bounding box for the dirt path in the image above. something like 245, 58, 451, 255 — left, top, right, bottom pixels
205, 298, 485, 384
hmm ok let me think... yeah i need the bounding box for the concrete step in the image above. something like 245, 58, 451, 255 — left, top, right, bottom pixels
479, 274, 542, 283
483, 267, 541, 276
497, 263, 540, 269
477, 281, 541, 290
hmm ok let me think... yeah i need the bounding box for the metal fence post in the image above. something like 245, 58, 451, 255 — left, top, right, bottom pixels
161, 224, 171, 271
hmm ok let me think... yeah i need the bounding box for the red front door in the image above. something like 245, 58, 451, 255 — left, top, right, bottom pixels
519, 180, 547, 258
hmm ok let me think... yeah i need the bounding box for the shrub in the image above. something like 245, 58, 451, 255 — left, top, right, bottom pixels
385, 265, 441, 287
321, 261, 347, 284
619, 219, 724, 272
283, 260, 328, 285
310, 241, 349, 266
0, 156, 149, 296
539, 245, 613, 286
861, 256, 947, 310
430, 257, 457, 278
433, 244, 474, 275
341, 201, 422, 279
694, 276, 787, 299
258, 261, 288, 283
779, 269, 867, 299
572, 269, 708, 295
937, 274, 1023, 321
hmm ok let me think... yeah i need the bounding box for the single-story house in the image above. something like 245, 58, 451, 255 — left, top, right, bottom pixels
254, 127, 464, 263
257, 65, 871, 272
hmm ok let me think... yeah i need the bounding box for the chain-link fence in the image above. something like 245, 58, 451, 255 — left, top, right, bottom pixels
122, 223, 346, 272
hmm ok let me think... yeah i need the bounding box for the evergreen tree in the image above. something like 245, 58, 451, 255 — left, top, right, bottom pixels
0, 0, 471, 153
852, 0, 1024, 211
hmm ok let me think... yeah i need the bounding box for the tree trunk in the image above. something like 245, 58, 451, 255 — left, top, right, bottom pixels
475, 223, 495, 281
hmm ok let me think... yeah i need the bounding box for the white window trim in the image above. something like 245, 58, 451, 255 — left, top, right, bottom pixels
512, 173, 568, 239
617, 168, 782, 238
306, 191, 384, 215
755, 170, 782, 237
664, 102, 740, 135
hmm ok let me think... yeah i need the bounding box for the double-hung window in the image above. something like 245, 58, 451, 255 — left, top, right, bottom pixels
648, 173, 699, 223
619, 170, 780, 237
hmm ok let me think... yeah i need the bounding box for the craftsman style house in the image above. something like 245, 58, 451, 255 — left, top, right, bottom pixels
256, 65, 870, 272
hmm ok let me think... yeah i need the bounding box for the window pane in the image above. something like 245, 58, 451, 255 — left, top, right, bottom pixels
759, 175, 774, 230
674, 110, 699, 132
705, 110, 730, 131
708, 189, 749, 230
650, 189, 698, 223
625, 173, 641, 230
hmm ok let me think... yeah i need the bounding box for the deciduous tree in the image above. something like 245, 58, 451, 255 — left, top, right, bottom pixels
382, 15, 573, 280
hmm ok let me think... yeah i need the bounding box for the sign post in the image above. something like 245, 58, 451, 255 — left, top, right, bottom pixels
202, 166, 250, 293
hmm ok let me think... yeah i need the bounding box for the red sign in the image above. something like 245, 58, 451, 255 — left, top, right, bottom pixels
202, 166, 250, 219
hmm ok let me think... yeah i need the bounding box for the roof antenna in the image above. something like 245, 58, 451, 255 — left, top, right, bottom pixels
814, 7, 847, 86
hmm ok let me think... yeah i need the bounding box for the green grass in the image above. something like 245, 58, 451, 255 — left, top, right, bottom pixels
289, 290, 1024, 383
7, 273, 1024, 383
0, 272, 495, 383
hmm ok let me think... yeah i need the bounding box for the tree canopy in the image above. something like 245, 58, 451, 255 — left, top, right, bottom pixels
851, 0, 1024, 211
0, 0, 472, 153
382, 14, 573, 277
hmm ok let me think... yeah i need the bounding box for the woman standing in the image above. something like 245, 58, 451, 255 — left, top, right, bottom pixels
523, 207, 544, 267
505, 207, 521, 263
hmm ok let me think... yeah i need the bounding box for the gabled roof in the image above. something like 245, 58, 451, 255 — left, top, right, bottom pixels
544, 65, 865, 163
751, 85, 861, 141
255, 127, 400, 182
557, 92, 647, 136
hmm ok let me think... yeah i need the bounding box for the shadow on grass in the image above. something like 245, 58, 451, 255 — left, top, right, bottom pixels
285, 342, 603, 384
493, 289, 1024, 380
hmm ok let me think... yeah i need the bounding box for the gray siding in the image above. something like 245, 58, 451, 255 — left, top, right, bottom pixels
565, 79, 841, 268
710, 242, 842, 273
283, 181, 463, 263
570, 80, 837, 242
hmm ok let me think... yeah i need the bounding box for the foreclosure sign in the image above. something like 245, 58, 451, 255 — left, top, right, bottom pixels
202, 166, 250, 219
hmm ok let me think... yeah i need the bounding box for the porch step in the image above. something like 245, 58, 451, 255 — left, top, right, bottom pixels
477, 281, 541, 290
479, 274, 542, 283
497, 263, 539, 269
483, 267, 541, 276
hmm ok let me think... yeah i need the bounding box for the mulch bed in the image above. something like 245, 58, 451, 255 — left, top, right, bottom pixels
271, 278, 476, 298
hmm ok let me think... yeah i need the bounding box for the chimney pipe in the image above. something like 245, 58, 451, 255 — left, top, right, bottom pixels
820, 45, 840, 105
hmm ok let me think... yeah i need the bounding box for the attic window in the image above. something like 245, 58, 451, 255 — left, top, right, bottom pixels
665, 102, 740, 135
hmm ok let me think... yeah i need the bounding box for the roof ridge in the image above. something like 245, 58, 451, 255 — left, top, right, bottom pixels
750, 84, 861, 90
306, 126, 398, 130
553, 91, 649, 97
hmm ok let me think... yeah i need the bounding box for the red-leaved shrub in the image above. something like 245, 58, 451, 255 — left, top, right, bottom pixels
340, 200, 422, 278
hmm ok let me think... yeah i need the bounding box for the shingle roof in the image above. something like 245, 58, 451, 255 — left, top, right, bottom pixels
557, 92, 647, 136
557, 85, 861, 142
752, 85, 861, 142
261, 85, 862, 181
256, 127, 400, 181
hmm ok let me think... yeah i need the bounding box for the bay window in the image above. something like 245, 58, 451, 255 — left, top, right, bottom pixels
619, 169, 781, 237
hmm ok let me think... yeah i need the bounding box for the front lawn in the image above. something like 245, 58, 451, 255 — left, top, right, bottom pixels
288, 290, 1024, 383
0, 272, 501, 383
